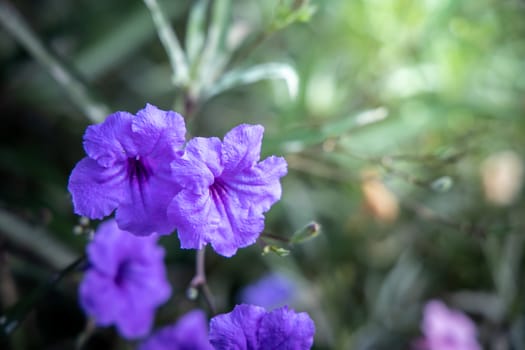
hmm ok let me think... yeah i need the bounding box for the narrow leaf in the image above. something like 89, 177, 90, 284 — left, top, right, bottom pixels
203, 62, 299, 100
185, 0, 208, 67
143, 0, 189, 85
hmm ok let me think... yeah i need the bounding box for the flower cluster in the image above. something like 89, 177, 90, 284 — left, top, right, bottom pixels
415, 300, 481, 350
79, 219, 171, 338
68, 104, 287, 257
72, 105, 314, 347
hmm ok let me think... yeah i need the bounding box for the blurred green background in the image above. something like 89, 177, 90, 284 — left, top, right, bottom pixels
1, 0, 525, 349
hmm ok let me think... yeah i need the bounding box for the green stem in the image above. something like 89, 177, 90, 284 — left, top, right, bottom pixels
189, 247, 216, 314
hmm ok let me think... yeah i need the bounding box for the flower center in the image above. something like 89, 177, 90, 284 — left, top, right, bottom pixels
127, 156, 151, 183
114, 260, 132, 288
210, 178, 227, 202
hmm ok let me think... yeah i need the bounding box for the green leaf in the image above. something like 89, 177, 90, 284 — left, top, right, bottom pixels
271, 0, 317, 32
196, 0, 232, 92
430, 176, 454, 192
185, 0, 208, 68
203, 62, 299, 100
143, 0, 189, 85
262, 245, 291, 257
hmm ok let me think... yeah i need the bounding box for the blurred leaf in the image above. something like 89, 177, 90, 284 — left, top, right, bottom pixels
76, 0, 186, 80
185, 0, 208, 69
143, 0, 189, 85
271, 0, 317, 32
196, 0, 232, 93
203, 62, 299, 100
430, 176, 454, 192
321, 107, 389, 138
0, 256, 85, 338
0, 1, 109, 122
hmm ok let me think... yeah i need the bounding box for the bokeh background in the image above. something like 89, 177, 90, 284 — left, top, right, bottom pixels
1, 0, 525, 349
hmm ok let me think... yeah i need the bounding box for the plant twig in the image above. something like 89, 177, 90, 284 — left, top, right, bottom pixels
0, 1, 109, 123
189, 247, 216, 314
0, 255, 86, 337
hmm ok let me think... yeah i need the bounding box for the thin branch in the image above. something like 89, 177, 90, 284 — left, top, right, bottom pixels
143, 0, 189, 85
189, 247, 216, 314
0, 1, 109, 123
0, 255, 86, 337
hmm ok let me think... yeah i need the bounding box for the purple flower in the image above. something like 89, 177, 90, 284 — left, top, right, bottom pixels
209, 304, 315, 350
416, 300, 481, 350
239, 272, 297, 309
138, 310, 213, 350
68, 104, 186, 235
79, 220, 171, 339
168, 124, 287, 257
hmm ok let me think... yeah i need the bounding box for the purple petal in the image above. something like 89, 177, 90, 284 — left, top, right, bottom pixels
170, 138, 219, 193
422, 300, 481, 350
83, 112, 136, 167
68, 157, 127, 219
221, 124, 264, 173
117, 305, 155, 339
239, 272, 297, 309
257, 306, 315, 350
133, 104, 186, 156
168, 190, 220, 250
115, 173, 179, 235
209, 204, 265, 257
209, 304, 266, 350
79, 270, 125, 325
222, 155, 287, 212
86, 220, 126, 276
80, 220, 171, 339
138, 310, 213, 350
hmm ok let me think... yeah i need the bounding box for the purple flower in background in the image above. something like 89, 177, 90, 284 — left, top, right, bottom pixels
79, 220, 171, 339
239, 272, 297, 309
138, 310, 213, 350
68, 104, 186, 235
168, 124, 287, 257
209, 304, 315, 350
416, 300, 481, 350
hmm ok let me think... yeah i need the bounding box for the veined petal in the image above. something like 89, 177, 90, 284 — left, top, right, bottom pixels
209, 304, 266, 350
68, 157, 127, 219
185, 136, 223, 177
168, 189, 220, 249
207, 181, 266, 257
171, 153, 215, 194
222, 155, 287, 212
257, 306, 315, 350
221, 124, 264, 173
133, 104, 186, 156
115, 174, 179, 235
83, 112, 136, 167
